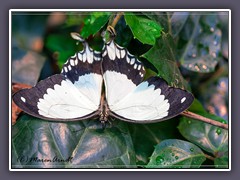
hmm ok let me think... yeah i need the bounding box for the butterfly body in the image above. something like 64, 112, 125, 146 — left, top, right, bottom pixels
13, 33, 194, 124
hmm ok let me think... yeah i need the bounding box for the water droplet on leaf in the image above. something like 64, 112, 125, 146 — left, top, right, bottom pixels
175, 156, 179, 160
188, 120, 192, 124
155, 156, 164, 164
190, 148, 194, 152
216, 128, 221, 135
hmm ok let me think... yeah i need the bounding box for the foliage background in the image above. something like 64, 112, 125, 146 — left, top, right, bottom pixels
11, 11, 229, 169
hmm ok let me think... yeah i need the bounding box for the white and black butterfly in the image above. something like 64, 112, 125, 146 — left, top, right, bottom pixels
13, 28, 194, 126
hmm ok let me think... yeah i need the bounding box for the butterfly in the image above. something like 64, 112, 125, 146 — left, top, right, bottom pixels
12, 28, 194, 126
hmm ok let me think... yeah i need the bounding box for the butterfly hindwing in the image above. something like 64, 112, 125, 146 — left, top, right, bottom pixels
102, 40, 146, 107
109, 76, 194, 123
13, 43, 103, 121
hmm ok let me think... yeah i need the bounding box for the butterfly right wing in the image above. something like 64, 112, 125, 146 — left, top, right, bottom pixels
13, 42, 103, 121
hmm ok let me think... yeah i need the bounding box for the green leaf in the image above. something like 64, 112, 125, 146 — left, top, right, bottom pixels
146, 139, 206, 168
81, 12, 111, 38
142, 32, 188, 89
178, 99, 228, 160
128, 119, 179, 166
124, 12, 162, 45
12, 115, 136, 168
177, 13, 222, 73
142, 12, 170, 33
45, 33, 79, 68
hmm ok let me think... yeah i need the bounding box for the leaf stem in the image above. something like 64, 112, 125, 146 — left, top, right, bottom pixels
110, 12, 124, 28
181, 111, 228, 130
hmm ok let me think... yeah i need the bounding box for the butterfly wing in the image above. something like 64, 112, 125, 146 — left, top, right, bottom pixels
102, 40, 194, 123
109, 76, 194, 123
13, 43, 103, 121
101, 40, 145, 107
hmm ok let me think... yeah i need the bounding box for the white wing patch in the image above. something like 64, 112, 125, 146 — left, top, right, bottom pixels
21, 97, 26, 102
104, 71, 136, 107
181, 97, 186, 103
37, 74, 102, 119
110, 81, 170, 120
74, 73, 103, 107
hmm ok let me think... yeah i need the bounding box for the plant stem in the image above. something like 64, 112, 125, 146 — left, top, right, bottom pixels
204, 153, 215, 161
110, 12, 124, 28
181, 111, 228, 130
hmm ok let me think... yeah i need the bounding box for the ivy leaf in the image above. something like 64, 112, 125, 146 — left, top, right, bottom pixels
81, 12, 111, 38
171, 12, 189, 38
124, 12, 162, 45
177, 13, 222, 73
128, 119, 179, 166
12, 115, 136, 168
178, 99, 228, 168
146, 139, 206, 168
142, 32, 188, 89
142, 12, 170, 33
45, 33, 80, 68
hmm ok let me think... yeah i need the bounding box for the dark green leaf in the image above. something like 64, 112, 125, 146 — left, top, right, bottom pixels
178, 99, 228, 156
128, 119, 179, 165
124, 12, 162, 45
114, 17, 133, 47
142, 12, 170, 33
81, 12, 111, 38
214, 150, 229, 169
178, 13, 222, 73
146, 139, 206, 168
142, 33, 188, 89
12, 115, 136, 168
45, 33, 79, 68
171, 12, 189, 38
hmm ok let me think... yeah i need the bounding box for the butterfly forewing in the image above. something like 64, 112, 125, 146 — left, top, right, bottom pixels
13, 43, 103, 121
61, 43, 103, 107
101, 40, 146, 107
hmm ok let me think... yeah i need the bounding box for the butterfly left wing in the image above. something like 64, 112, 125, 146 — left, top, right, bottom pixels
109, 76, 194, 123
13, 42, 103, 121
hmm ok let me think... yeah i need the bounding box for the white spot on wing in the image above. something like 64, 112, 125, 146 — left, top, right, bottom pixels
134, 64, 137, 69
82, 51, 87, 62
116, 48, 121, 59
70, 59, 74, 66
86, 44, 93, 63
102, 50, 107, 57
68, 65, 72, 71
130, 58, 135, 65
78, 52, 82, 61
107, 41, 116, 60
126, 55, 130, 63
138, 65, 141, 70
75, 59, 78, 65
64, 67, 68, 72
181, 97, 186, 103
21, 97, 26, 102
121, 50, 126, 58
